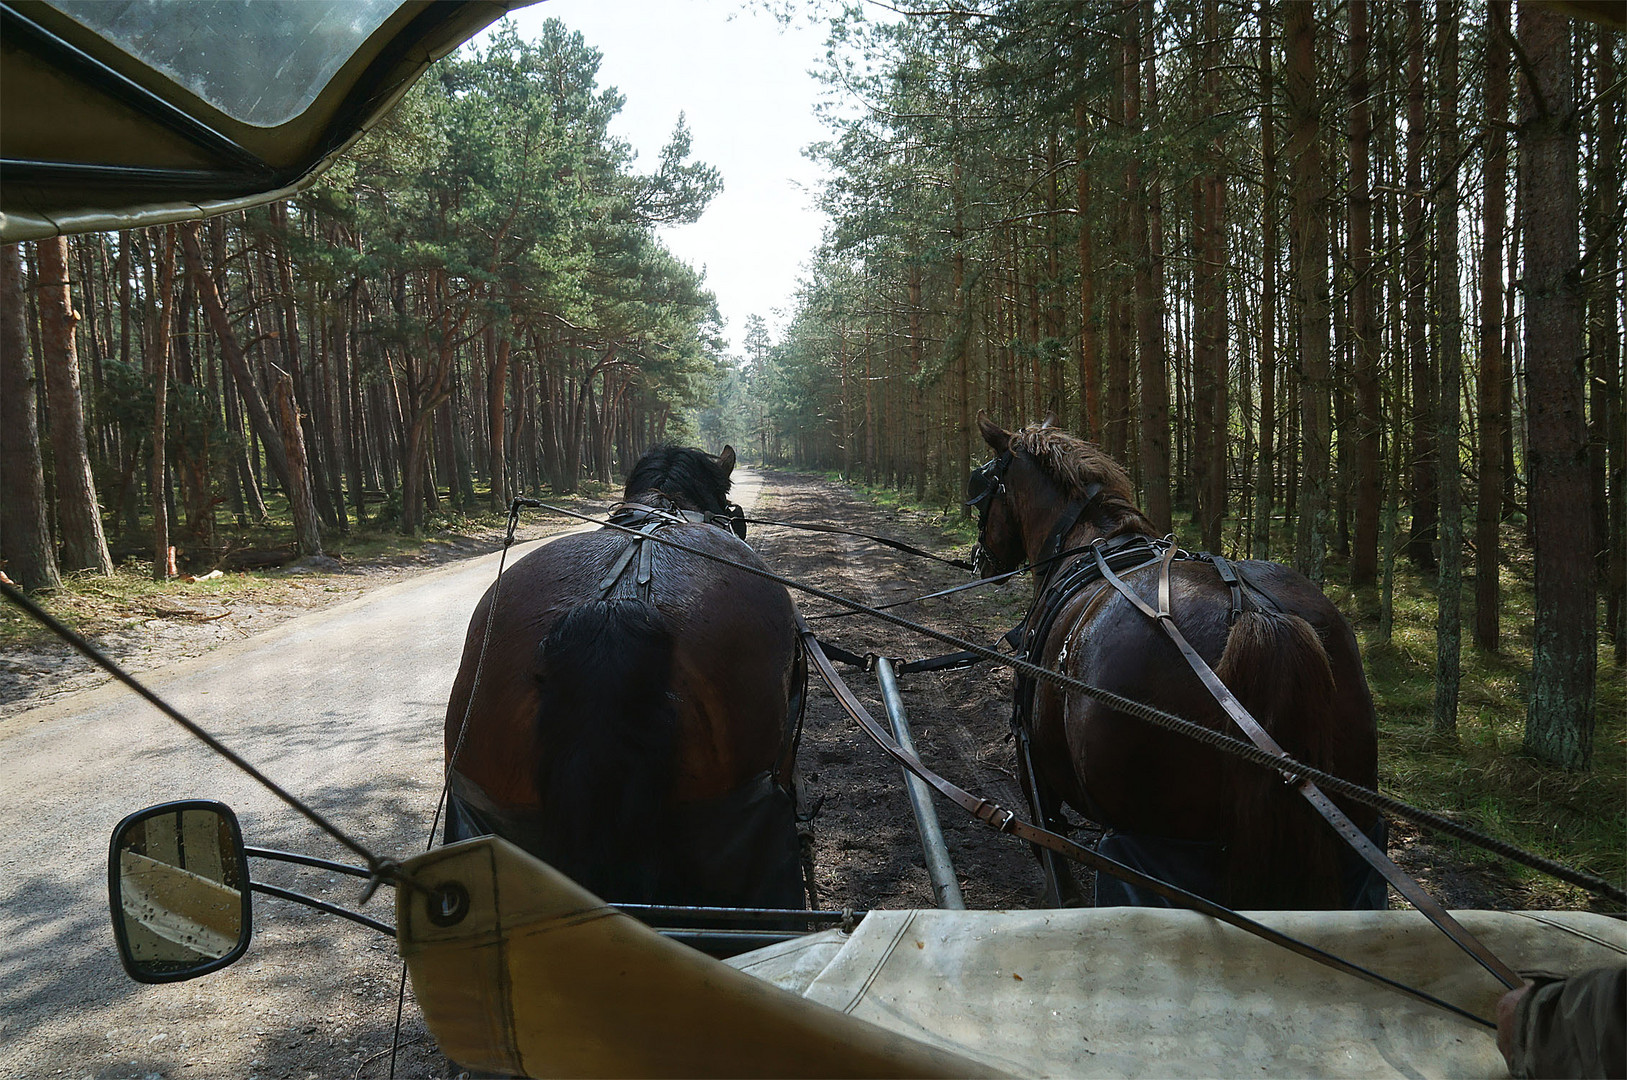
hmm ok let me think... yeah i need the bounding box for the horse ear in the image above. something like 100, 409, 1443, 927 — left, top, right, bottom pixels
717, 445, 736, 475
1041, 412, 1058, 429
977, 412, 1011, 454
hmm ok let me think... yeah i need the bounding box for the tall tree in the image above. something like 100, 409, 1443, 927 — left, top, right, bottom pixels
1348, 0, 1381, 586
149, 227, 177, 580
1433, 0, 1462, 736
1126, 1, 1171, 535
35, 236, 113, 576
1403, 0, 1437, 570
1475, 0, 1512, 651
1518, 4, 1594, 769
1287, 2, 1331, 585
0, 243, 60, 591
1252, 2, 1279, 561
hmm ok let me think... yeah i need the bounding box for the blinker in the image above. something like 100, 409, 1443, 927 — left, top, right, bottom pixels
965, 455, 1008, 511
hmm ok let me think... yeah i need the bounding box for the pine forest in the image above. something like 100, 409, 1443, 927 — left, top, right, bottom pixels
1, 3, 1622, 773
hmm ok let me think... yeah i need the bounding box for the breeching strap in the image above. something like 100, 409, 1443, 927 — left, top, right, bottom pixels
797, 615, 1494, 1029
1089, 540, 1523, 991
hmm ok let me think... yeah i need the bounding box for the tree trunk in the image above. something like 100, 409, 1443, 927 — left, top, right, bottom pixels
35, 236, 114, 575
274, 371, 323, 557
1519, 4, 1594, 769
1349, 0, 1381, 586
1404, 0, 1437, 570
179, 224, 296, 497
150, 227, 177, 580
1433, 0, 1462, 737
1252, 2, 1278, 561
1126, 1, 1170, 533
0, 243, 61, 591
1075, 100, 1099, 438
1586, 27, 1622, 663
1475, 0, 1511, 651
1287, 2, 1331, 586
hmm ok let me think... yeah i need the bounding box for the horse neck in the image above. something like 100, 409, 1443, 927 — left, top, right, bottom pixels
628, 486, 718, 515
1014, 479, 1105, 575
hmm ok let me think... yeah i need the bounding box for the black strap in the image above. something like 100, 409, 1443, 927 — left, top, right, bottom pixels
1210, 553, 1244, 626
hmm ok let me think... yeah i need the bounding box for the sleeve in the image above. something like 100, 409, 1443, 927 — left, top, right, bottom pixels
1508, 966, 1626, 1080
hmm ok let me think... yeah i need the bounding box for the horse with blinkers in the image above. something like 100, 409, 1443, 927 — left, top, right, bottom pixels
441, 444, 807, 909
969, 416, 1385, 910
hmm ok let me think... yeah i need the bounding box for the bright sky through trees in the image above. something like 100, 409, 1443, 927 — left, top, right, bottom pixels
491, 0, 832, 355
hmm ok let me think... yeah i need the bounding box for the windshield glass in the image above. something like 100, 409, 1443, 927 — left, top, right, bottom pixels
46, 0, 406, 128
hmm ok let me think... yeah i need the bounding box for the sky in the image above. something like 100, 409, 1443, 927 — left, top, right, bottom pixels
483, 0, 836, 356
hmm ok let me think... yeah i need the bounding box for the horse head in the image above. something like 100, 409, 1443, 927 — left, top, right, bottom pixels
970, 414, 1154, 580
624, 444, 737, 516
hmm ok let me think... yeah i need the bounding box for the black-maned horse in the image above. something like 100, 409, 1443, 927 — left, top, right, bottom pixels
970, 417, 1384, 910
442, 445, 807, 909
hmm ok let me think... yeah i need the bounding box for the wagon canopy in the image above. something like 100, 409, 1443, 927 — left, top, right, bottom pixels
0, 0, 527, 242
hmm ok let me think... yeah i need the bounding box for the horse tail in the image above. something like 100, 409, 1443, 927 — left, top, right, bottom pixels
532, 598, 679, 902
1214, 608, 1343, 909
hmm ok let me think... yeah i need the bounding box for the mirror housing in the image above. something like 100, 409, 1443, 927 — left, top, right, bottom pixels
108, 800, 252, 983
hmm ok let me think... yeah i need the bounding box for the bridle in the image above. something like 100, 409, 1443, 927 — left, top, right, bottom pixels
964, 452, 1012, 578
967, 451, 1104, 586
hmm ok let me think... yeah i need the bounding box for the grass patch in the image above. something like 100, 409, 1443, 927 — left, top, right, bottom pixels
822, 471, 980, 547
1348, 557, 1624, 910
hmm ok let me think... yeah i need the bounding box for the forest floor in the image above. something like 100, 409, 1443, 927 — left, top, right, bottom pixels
7, 469, 1617, 918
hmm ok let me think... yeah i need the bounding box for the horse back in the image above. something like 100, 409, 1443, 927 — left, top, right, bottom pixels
443, 526, 800, 809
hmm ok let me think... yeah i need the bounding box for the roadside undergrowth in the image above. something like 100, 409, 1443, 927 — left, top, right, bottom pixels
1, 480, 617, 652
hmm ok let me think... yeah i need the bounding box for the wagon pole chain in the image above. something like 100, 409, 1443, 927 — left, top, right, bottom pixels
524, 503, 1627, 908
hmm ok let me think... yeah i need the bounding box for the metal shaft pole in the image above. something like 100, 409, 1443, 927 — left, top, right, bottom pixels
873, 656, 965, 909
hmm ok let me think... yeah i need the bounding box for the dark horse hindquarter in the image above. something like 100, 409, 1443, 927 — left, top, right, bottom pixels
441, 522, 805, 908
1032, 558, 1381, 909
652, 526, 802, 802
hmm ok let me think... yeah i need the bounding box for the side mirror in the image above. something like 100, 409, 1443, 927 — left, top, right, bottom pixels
108, 800, 252, 983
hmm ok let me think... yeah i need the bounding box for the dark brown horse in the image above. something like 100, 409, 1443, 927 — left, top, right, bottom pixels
971, 417, 1384, 910
441, 445, 807, 909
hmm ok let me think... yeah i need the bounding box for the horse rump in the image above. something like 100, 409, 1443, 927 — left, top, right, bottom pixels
532, 598, 679, 903
1214, 607, 1343, 909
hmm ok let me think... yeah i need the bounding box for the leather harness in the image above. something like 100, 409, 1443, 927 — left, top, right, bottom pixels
596, 497, 746, 602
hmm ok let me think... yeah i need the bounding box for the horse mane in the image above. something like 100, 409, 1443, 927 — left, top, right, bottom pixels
1008, 425, 1156, 539
623, 445, 732, 514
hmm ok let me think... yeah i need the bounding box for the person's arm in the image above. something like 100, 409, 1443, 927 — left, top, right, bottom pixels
1498, 967, 1626, 1079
